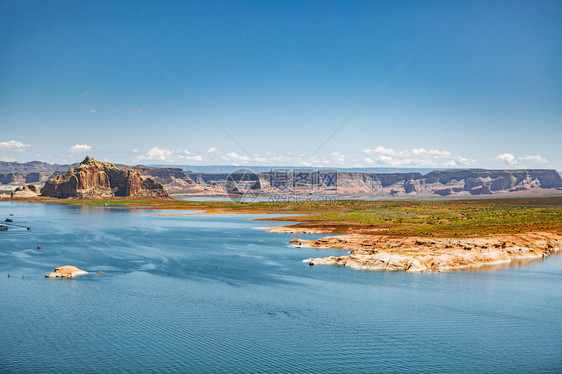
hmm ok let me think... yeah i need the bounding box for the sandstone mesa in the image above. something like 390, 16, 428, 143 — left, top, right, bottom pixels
40, 156, 168, 198
2, 158, 561, 198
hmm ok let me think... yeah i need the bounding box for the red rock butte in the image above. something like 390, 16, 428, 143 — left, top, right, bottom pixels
40, 156, 168, 198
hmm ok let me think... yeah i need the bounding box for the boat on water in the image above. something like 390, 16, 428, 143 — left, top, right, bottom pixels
0, 225, 7, 231
5, 218, 13, 223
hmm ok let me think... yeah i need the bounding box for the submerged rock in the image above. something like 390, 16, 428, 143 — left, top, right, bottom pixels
44, 265, 88, 278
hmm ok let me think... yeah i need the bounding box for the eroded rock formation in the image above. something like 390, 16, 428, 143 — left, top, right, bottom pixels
3, 157, 561, 197
182, 169, 562, 197
40, 156, 168, 198
11, 184, 40, 197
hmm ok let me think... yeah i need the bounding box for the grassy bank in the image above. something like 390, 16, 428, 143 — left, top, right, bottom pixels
8, 196, 562, 238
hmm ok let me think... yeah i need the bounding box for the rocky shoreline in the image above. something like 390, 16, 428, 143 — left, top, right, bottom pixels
283, 230, 561, 272
4, 190, 560, 274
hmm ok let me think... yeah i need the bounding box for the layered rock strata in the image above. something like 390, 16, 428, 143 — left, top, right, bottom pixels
41, 156, 168, 198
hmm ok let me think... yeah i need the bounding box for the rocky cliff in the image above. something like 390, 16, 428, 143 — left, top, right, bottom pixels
423, 169, 562, 195
5, 158, 561, 198
180, 168, 562, 197
0, 160, 73, 173
40, 156, 168, 198
0, 171, 58, 185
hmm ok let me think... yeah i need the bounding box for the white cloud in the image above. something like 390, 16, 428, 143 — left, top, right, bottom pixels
137, 146, 202, 163
377, 155, 394, 164
329, 152, 346, 165
177, 149, 203, 161
90, 109, 99, 114
445, 160, 457, 167
69, 144, 92, 154
221, 152, 251, 164
140, 146, 172, 161
495, 153, 550, 167
518, 155, 548, 163
298, 160, 313, 167
362, 145, 474, 167
226, 151, 351, 167
206, 146, 220, 154
0, 156, 16, 162
0, 140, 30, 152
495, 153, 517, 165
266, 155, 292, 163
363, 146, 395, 155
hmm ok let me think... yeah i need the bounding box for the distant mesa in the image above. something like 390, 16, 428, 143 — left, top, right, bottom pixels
40, 156, 169, 198
184, 168, 562, 197
2, 156, 561, 198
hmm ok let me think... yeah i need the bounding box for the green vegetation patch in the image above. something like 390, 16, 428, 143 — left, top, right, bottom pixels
56, 196, 562, 237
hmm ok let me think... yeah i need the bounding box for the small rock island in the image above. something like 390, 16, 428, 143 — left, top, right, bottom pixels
44, 265, 88, 278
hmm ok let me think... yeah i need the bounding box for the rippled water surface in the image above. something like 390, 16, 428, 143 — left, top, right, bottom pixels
1, 202, 561, 373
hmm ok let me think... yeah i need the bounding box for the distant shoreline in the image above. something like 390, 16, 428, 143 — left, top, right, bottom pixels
3, 195, 561, 273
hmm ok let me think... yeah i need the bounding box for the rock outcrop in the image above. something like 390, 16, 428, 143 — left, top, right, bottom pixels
3, 158, 561, 197
0, 160, 73, 173
40, 156, 168, 198
295, 232, 561, 272
11, 184, 40, 197
127, 166, 201, 195
183, 169, 562, 197
0, 171, 60, 186
44, 265, 88, 278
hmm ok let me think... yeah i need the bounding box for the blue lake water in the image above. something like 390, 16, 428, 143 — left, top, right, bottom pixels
1, 202, 561, 373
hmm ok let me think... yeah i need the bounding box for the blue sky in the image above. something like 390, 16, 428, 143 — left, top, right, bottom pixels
1, 0, 561, 169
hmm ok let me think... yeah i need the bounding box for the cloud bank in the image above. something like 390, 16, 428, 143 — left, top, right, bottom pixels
137, 146, 203, 162
495, 153, 549, 166
0, 140, 30, 152
362, 146, 474, 167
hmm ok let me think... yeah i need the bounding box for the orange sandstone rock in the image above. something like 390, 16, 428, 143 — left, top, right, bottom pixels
44, 265, 88, 278
41, 156, 168, 198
